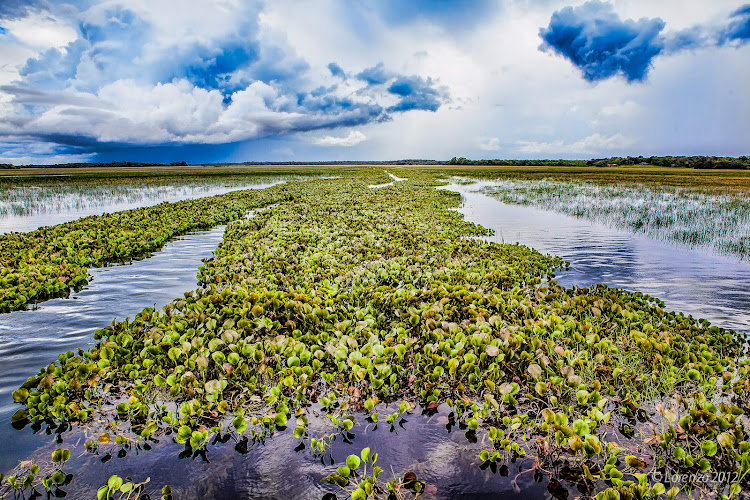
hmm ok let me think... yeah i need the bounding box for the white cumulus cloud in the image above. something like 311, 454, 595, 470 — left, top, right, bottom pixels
516, 133, 634, 155
479, 137, 500, 151
313, 130, 367, 147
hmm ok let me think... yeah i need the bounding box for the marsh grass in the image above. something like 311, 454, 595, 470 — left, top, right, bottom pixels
479, 178, 750, 260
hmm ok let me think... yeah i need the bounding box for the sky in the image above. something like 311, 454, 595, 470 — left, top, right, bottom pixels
0, 0, 748, 164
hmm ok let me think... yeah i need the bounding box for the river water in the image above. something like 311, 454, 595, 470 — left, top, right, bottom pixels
444, 181, 750, 335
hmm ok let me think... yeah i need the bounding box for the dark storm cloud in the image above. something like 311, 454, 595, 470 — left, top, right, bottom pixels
539, 1, 750, 82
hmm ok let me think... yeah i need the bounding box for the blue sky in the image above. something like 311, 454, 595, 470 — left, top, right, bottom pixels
0, 0, 748, 164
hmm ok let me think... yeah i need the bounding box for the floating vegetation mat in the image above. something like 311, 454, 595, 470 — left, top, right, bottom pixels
0, 188, 290, 312
480, 178, 750, 261
4, 171, 750, 499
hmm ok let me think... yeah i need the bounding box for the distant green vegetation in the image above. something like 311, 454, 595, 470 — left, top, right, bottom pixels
480, 178, 750, 260
447, 155, 749, 169
17, 161, 186, 169
7, 170, 750, 498
9, 154, 749, 171
587, 156, 750, 169
447, 157, 589, 166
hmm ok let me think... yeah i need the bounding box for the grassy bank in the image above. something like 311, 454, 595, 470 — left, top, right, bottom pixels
6, 170, 750, 499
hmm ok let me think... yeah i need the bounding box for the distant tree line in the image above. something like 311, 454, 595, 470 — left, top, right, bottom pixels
446, 157, 588, 166
0, 163, 18, 169
236, 160, 445, 166
586, 156, 750, 169
20, 161, 188, 168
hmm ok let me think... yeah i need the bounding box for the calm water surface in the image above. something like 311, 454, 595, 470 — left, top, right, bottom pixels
9, 403, 550, 500
445, 181, 750, 335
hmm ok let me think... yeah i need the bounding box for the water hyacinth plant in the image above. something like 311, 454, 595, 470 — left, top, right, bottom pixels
5, 169, 750, 498
0, 448, 71, 498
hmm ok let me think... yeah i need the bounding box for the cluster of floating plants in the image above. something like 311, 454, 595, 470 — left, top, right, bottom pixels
479, 178, 750, 260
0, 187, 290, 312
5, 170, 750, 498
96, 476, 172, 500
0, 448, 72, 498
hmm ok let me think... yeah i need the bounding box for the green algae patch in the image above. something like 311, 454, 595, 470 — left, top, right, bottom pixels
8, 171, 750, 498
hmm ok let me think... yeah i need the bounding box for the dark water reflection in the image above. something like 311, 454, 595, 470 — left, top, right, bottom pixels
445, 181, 750, 335
0, 226, 225, 472
12, 404, 549, 500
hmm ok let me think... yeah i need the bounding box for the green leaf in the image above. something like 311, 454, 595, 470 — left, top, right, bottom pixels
204, 379, 222, 394
322, 474, 349, 487
51, 448, 70, 463
274, 412, 288, 427
97, 485, 109, 500
176, 425, 192, 444
572, 419, 590, 436
190, 431, 205, 449
108, 475, 123, 491
232, 416, 247, 434
346, 454, 361, 470
11, 388, 29, 403
701, 440, 718, 457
